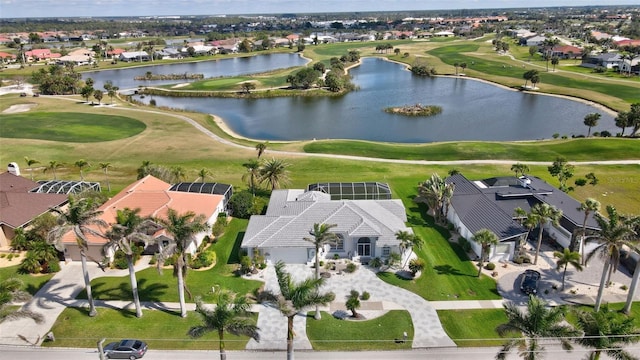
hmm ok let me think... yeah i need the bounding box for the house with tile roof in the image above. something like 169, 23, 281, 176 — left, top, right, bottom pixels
0, 172, 68, 247
61, 175, 225, 262
445, 174, 600, 262
241, 188, 412, 264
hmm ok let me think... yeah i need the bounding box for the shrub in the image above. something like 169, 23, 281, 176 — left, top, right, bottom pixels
333, 253, 340, 260
485, 262, 496, 270
552, 133, 560, 139
240, 255, 253, 274
7, 253, 14, 261
369, 257, 383, 268
360, 291, 370, 301
600, 130, 612, 137
47, 260, 61, 273
408, 258, 425, 275
0, 253, 5, 258
345, 262, 357, 273
148, 254, 157, 265
458, 237, 472, 252
211, 216, 227, 238
229, 191, 254, 219
319, 260, 324, 267
191, 250, 217, 269
621, 284, 629, 291
387, 252, 402, 267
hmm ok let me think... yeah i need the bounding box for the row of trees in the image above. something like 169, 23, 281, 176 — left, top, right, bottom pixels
24, 156, 113, 190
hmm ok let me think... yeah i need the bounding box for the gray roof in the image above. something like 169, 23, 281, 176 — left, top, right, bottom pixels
242, 189, 410, 249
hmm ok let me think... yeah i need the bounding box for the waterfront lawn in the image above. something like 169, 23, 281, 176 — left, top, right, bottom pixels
437, 309, 508, 347
0, 113, 146, 142
43, 307, 257, 349
306, 310, 413, 350
82, 218, 262, 303
0, 265, 55, 295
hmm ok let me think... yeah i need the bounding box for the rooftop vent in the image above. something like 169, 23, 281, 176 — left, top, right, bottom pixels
7, 162, 20, 176
518, 176, 531, 189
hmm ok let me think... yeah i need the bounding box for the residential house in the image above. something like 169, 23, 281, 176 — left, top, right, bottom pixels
154, 48, 182, 59
0, 52, 17, 63
445, 174, 600, 262
521, 35, 547, 47
581, 53, 623, 69
619, 55, 640, 75
241, 185, 412, 265
60, 175, 225, 262
550, 45, 582, 59
119, 51, 150, 62
57, 48, 95, 66
24, 49, 60, 62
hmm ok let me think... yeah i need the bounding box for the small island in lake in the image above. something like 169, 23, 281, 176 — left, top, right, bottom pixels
384, 104, 443, 117
134, 72, 204, 81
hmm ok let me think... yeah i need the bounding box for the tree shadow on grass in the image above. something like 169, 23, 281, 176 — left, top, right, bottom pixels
433, 264, 475, 277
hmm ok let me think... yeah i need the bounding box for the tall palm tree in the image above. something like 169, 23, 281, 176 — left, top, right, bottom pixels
574, 305, 640, 360
196, 168, 212, 182
188, 291, 260, 360
24, 157, 39, 181
472, 229, 499, 277
269, 261, 335, 360
576, 198, 601, 259
74, 159, 90, 181
395, 230, 423, 267
496, 296, 578, 360
44, 160, 63, 180
99, 162, 112, 192
104, 208, 153, 318
418, 173, 454, 225
587, 206, 636, 311
623, 214, 640, 314
47, 196, 107, 317
242, 159, 261, 196
255, 142, 268, 159
259, 158, 291, 191
530, 203, 563, 265
156, 208, 210, 317
583, 113, 601, 137
0, 278, 44, 324
553, 248, 583, 290
303, 222, 338, 320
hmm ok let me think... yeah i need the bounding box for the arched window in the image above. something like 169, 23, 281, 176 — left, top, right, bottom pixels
357, 237, 371, 257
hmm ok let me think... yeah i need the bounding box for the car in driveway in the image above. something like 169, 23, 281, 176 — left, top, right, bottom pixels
103, 339, 148, 359
520, 269, 541, 295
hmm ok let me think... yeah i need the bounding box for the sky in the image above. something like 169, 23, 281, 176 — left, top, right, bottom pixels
0, 0, 637, 19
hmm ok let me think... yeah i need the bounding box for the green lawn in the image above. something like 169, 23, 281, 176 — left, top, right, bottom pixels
437, 309, 508, 346
43, 307, 257, 350
81, 218, 262, 303
0, 265, 54, 295
0, 112, 146, 142
303, 138, 640, 161
306, 310, 413, 350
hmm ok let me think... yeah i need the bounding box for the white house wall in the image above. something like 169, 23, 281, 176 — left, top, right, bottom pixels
264, 247, 310, 264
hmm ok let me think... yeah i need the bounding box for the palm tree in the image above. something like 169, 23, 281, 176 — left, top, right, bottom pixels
303, 223, 338, 320
44, 160, 63, 180
47, 196, 107, 317
75, 159, 90, 181
171, 166, 186, 183
496, 296, 578, 360
583, 113, 601, 137
345, 290, 361, 318
99, 162, 112, 192
24, 157, 39, 181
395, 230, 423, 267
156, 208, 210, 317
0, 278, 44, 324
104, 208, 153, 318
259, 158, 291, 191
255, 142, 268, 159
576, 198, 601, 259
418, 173, 455, 225
615, 111, 630, 137
587, 206, 636, 311
188, 290, 260, 360
622, 214, 640, 314
242, 159, 261, 196
574, 305, 640, 360
269, 261, 335, 360
196, 168, 211, 182
472, 229, 499, 277
510, 163, 529, 178
530, 203, 563, 265
553, 248, 583, 290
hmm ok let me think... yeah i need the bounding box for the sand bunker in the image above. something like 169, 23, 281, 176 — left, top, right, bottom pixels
2, 103, 37, 113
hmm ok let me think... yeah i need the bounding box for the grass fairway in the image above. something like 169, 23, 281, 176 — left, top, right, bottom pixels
43, 307, 257, 350
83, 218, 262, 303
0, 112, 146, 142
306, 310, 413, 350
437, 309, 508, 347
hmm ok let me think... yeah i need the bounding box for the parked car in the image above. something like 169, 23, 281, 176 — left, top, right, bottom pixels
519, 269, 541, 295
103, 339, 148, 359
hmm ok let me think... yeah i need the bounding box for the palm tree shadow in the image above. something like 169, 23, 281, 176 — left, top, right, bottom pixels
137, 279, 169, 302
433, 264, 475, 277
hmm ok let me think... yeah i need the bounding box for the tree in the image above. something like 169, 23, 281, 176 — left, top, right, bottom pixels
268, 261, 335, 360
453, 62, 459, 75
550, 56, 559, 71
345, 290, 361, 318
496, 296, 578, 360
553, 248, 583, 290
171, 166, 186, 183
0, 278, 44, 324
255, 142, 268, 159
472, 229, 499, 277
574, 305, 640, 360
188, 290, 260, 360
156, 208, 210, 317
542, 37, 560, 72
259, 158, 291, 191
530, 203, 563, 265
510, 162, 529, 178
460, 62, 467, 74
417, 173, 455, 225
93, 89, 103, 105
587, 206, 636, 311
522, 69, 539, 89
395, 230, 423, 267
576, 198, 601, 259
196, 168, 211, 182
24, 156, 39, 181
47, 196, 107, 317
583, 113, 601, 137
99, 162, 112, 192
242, 159, 261, 196
547, 157, 574, 192
530, 73, 540, 89
628, 102, 640, 136
240, 82, 256, 94
104, 208, 153, 318
74, 159, 90, 181
528, 46, 537, 61
303, 223, 338, 320
615, 111, 630, 136
44, 160, 63, 180
104, 80, 118, 105
623, 214, 640, 314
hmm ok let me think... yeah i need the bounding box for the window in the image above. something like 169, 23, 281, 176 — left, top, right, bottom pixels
382, 246, 390, 256
357, 237, 371, 257
331, 234, 344, 251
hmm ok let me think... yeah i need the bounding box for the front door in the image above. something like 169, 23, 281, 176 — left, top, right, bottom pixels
357, 237, 371, 257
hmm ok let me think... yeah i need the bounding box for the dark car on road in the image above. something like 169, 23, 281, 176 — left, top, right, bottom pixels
520, 269, 541, 295
103, 339, 148, 359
